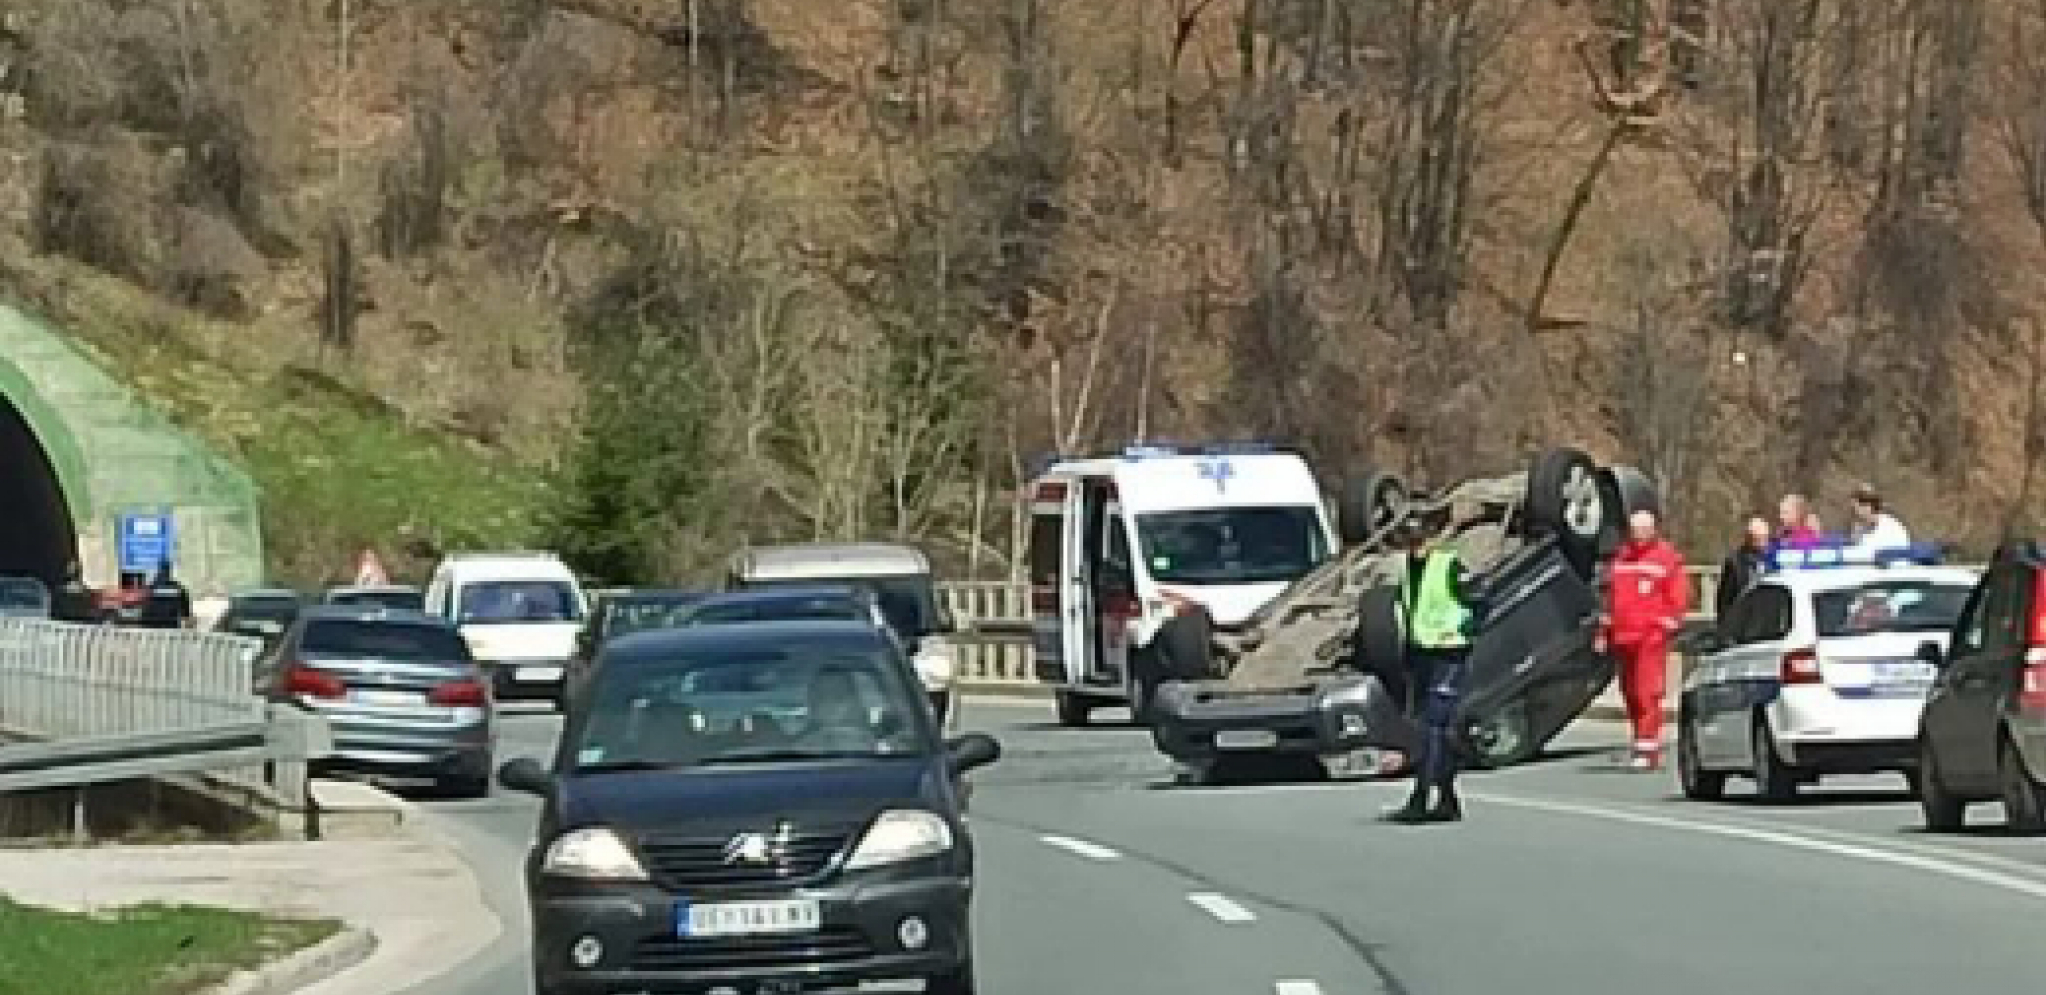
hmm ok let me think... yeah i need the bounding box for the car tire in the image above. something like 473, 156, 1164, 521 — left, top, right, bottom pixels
1524, 448, 1611, 576
1463, 701, 1536, 769
1999, 737, 2046, 835
1750, 713, 1799, 803
1602, 464, 1661, 518
1054, 690, 1092, 728
1339, 467, 1410, 546
1676, 712, 1726, 801
1918, 736, 1966, 832
927, 958, 977, 995
1155, 611, 1218, 680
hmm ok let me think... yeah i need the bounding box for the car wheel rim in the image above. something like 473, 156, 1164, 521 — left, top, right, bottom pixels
1561, 465, 1602, 538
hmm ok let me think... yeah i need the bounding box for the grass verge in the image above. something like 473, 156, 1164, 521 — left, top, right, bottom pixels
0, 895, 340, 995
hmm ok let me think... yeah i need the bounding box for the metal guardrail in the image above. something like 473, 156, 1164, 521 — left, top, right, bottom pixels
0, 619, 328, 802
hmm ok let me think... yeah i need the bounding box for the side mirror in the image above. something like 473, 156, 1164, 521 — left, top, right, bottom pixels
945, 732, 1002, 774
1915, 641, 1946, 668
498, 757, 554, 795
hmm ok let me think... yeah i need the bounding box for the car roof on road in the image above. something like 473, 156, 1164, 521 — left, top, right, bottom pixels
601, 619, 891, 662
729, 542, 930, 581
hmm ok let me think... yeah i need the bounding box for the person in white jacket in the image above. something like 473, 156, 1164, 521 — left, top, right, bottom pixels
1846, 484, 1911, 557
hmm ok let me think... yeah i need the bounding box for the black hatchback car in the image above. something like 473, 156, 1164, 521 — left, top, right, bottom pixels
499, 621, 1000, 995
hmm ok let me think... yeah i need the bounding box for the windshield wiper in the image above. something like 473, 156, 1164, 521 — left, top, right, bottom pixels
575, 759, 692, 774
695, 749, 889, 765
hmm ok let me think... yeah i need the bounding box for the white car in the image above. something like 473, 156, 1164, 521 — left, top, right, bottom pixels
1677, 555, 1979, 802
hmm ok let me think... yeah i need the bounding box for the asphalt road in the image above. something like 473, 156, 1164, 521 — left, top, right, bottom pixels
399, 698, 2046, 995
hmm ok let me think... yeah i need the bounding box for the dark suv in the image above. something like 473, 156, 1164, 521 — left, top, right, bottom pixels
499, 620, 1000, 995
1913, 541, 2046, 833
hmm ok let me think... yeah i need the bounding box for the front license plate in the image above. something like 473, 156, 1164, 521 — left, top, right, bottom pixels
515, 664, 563, 683
350, 688, 425, 707
1214, 729, 1279, 750
677, 898, 822, 938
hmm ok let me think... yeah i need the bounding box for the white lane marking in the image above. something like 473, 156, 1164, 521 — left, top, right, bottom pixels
1472, 791, 2046, 901
1038, 834, 1122, 862
1274, 982, 1323, 995
1186, 891, 1257, 923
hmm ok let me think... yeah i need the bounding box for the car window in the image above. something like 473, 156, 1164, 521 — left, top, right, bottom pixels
570, 644, 930, 769
301, 619, 470, 662
686, 598, 867, 625
602, 597, 703, 638
740, 577, 936, 637
1136, 505, 1330, 585
1812, 581, 1972, 638
1733, 586, 1792, 644
327, 589, 425, 612
457, 580, 583, 624
0, 578, 50, 611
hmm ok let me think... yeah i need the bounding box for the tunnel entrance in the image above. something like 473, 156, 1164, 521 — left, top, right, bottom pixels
0, 396, 75, 588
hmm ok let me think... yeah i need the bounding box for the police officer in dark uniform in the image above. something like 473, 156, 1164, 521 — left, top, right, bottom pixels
52, 560, 97, 623
137, 561, 194, 629
1383, 510, 1486, 825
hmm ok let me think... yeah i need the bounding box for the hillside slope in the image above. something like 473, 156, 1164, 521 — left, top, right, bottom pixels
2, 0, 2041, 581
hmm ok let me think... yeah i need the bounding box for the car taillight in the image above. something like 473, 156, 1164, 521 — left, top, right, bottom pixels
429, 678, 489, 707
2024, 572, 2046, 712
282, 664, 345, 700
1780, 647, 1823, 685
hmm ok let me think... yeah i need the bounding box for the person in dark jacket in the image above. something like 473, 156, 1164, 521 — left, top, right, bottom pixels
52, 560, 97, 623
1715, 516, 1771, 620
1383, 510, 1487, 825
137, 561, 194, 629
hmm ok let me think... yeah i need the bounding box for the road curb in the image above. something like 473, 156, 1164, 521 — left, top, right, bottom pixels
305, 779, 420, 841
201, 926, 376, 995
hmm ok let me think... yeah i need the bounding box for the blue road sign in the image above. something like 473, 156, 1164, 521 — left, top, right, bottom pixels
117, 511, 176, 574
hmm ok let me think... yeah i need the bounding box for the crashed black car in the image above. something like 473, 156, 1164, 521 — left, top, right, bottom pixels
1145, 447, 1658, 781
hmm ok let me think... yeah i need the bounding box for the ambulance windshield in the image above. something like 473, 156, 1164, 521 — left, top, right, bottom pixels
1135, 506, 1329, 585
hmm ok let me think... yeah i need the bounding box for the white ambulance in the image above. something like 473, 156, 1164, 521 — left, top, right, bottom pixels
1026, 443, 1339, 726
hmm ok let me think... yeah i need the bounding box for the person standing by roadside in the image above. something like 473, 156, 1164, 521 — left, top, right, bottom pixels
1775, 494, 1823, 549
52, 560, 96, 623
1715, 516, 1770, 619
137, 561, 194, 630
1844, 483, 1910, 557
1383, 511, 1487, 824
1598, 509, 1690, 770
352, 546, 390, 587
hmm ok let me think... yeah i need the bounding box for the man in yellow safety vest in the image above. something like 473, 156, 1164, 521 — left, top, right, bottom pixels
1383, 511, 1486, 824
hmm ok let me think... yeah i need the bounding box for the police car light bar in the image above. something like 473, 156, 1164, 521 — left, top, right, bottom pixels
1765, 540, 1948, 572
1117, 441, 1286, 460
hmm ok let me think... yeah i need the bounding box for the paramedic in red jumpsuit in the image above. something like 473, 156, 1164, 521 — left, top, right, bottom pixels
1598, 509, 1690, 770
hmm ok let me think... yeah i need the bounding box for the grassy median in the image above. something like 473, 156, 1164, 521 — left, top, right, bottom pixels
0, 895, 339, 995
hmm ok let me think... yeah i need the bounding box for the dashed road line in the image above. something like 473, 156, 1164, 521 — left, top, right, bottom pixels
1038, 834, 1122, 862
1186, 891, 1257, 923
1274, 981, 1324, 995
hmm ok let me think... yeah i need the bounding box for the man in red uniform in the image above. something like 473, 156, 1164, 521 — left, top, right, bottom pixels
1598, 509, 1690, 770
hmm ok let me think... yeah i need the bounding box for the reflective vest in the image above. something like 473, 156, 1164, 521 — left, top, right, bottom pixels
1403, 549, 1472, 649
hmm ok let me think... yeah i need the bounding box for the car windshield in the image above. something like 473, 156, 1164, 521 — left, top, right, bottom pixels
684, 595, 869, 627
302, 618, 470, 662
600, 596, 705, 639
0, 578, 49, 610
457, 580, 583, 624
1136, 506, 1330, 585
741, 576, 935, 638
327, 589, 424, 611
570, 643, 930, 769
1813, 581, 1973, 638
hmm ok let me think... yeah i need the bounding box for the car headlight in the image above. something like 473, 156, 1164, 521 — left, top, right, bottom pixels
845, 810, 954, 869
1321, 678, 1381, 709
542, 827, 648, 881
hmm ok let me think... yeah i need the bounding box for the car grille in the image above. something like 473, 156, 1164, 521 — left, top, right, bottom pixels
632, 927, 874, 972
638, 829, 853, 888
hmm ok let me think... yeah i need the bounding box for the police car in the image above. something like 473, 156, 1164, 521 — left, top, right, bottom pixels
1676, 542, 1979, 803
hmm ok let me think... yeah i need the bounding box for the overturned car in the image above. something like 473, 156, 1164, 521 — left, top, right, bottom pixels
1141, 448, 1658, 781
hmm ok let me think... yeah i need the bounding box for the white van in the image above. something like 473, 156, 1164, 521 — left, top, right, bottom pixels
1027, 444, 1339, 725
424, 552, 588, 706
726, 542, 960, 724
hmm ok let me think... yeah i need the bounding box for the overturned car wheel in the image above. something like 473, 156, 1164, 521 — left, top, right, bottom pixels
1339, 468, 1410, 546
1462, 700, 1537, 769
1525, 447, 1612, 576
